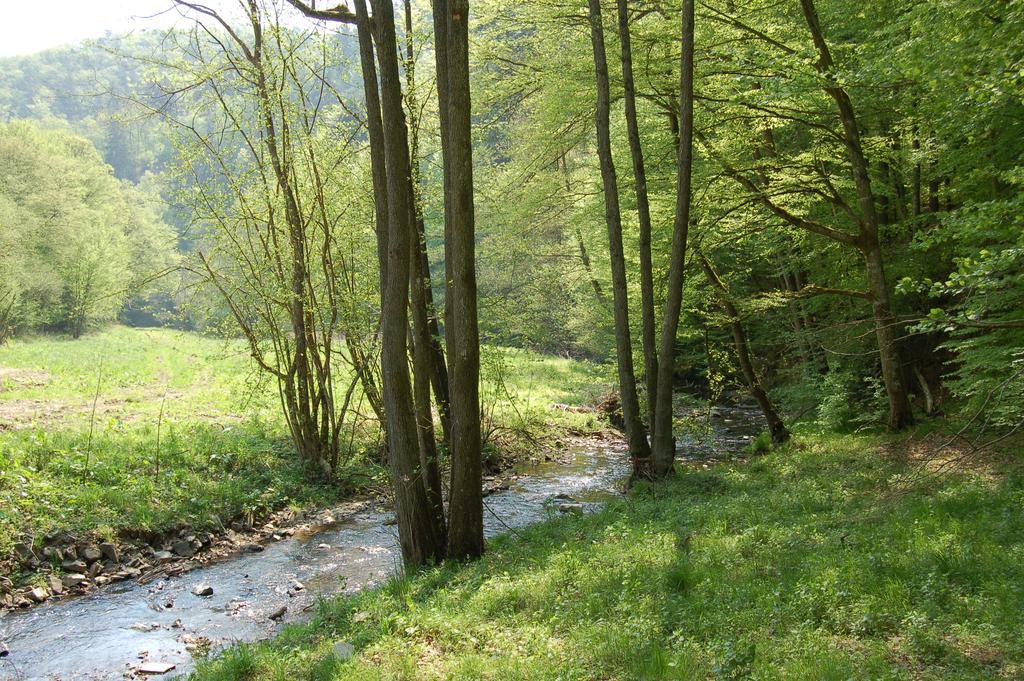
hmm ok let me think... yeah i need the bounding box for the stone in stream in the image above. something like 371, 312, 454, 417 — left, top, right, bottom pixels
46, 574, 63, 594
269, 605, 287, 620
171, 539, 195, 558
137, 661, 176, 675
241, 543, 264, 553
61, 559, 88, 574
153, 550, 175, 564
80, 545, 103, 564
557, 502, 584, 514
27, 587, 48, 603
62, 573, 87, 589
191, 584, 214, 597
99, 542, 119, 562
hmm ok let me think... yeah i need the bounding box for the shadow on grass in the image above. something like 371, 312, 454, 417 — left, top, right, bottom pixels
193, 435, 1024, 681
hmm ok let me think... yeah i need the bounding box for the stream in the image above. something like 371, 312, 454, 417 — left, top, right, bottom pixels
0, 407, 764, 681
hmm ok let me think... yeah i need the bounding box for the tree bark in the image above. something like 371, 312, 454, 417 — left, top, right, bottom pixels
650, 0, 695, 478
587, 0, 652, 476
616, 0, 659, 441
403, 0, 452, 447
799, 0, 914, 431
437, 0, 484, 560
698, 252, 789, 444
365, 0, 446, 565
403, 0, 447, 542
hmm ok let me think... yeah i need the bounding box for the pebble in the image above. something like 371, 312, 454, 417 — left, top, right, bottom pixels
137, 661, 176, 674
191, 584, 214, 597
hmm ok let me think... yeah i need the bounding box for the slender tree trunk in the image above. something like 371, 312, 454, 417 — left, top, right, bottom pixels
650, 0, 695, 478
403, 0, 452, 446
911, 132, 922, 217
799, 0, 913, 431
863, 242, 914, 429
365, 0, 446, 565
587, 0, 652, 476
698, 252, 789, 444
560, 154, 607, 306
616, 0, 659, 439
403, 0, 447, 540
438, 0, 484, 560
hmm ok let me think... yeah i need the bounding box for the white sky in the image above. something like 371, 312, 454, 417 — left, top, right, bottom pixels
0, 1, 197, 58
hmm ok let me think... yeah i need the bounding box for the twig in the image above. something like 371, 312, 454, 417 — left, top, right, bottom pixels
85, 359, 104, 472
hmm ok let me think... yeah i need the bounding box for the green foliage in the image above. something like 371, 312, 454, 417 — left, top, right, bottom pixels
189, 434, 1024, 679
0, 326, 612, 559
0, 121, 178, 338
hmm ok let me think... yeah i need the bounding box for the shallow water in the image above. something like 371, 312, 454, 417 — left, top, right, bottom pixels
0, 407, 763, 680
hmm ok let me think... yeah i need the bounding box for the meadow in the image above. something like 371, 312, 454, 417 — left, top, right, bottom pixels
192, 434, 1024, 680
0, 326, 612, 563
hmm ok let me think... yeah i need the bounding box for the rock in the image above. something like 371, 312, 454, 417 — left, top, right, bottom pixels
27, 587, 48, 603
557, 502, 585, 514
191, 584, 214, 597
331, 641, 355, 660
552, 493, 574, 501
46, 575, 64, 594
61, 560, 88, 574
154, 550, 175, 564
62, 574, 88, 589
131, 622, 160, 632
171, 540, 195, 558
63, 545, 78, 560
317, 543, 331, 550
13, 541, 36, 562
383, 515, 398, 526
268, 605, 287, 620
42, 546, 64, 563
290, 580, 304, 592
88, 561, 104, 578
0, 641, 8, 657
99, 542, 119, 562
80, 545, 103, 563
95, 576, 111, 586
137, 661, 176, 674
241, 543, 264, 553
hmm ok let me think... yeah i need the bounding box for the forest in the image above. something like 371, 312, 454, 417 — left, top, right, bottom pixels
0, 0, 1021, 678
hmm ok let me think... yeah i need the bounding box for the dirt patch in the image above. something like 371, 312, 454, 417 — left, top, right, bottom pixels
0, 366, 51, 391
0, 390, 192, 430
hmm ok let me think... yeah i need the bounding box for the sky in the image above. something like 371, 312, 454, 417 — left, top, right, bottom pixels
0, 1, 189, 58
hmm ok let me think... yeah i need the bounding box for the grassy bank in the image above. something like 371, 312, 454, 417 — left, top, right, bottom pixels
0, 326, 612, 563
193, 434, 1023, 680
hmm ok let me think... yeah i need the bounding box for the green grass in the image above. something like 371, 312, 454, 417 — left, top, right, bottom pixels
191, 434, 1024, 680
0, 326, 613, 561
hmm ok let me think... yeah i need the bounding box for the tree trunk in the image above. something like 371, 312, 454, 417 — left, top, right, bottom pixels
403, 0, 452, 447
365, 0, 446, 565
403, 0, 447, 541
650, 0, 695, 478
616, 0, 659, 439
437, 0, 484, 561
799, 0, 913, 431
587, 0, 652, 476
698, 252, 789, 444
863, 242, 915, 430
